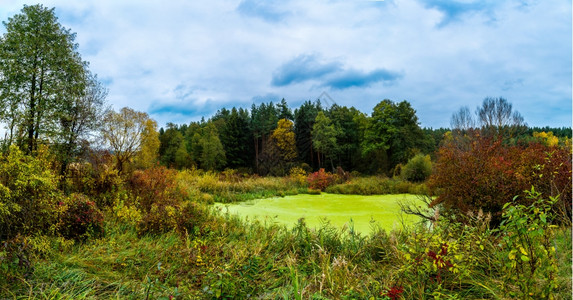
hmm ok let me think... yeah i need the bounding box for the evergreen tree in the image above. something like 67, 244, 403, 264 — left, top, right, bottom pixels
294, 100, 322, 170
220, 107, 252, 169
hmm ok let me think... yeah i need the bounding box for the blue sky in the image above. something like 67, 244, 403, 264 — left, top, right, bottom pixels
0, 0, 571, 128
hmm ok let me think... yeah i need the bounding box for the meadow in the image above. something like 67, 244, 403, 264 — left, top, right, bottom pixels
2, 164, 571, 299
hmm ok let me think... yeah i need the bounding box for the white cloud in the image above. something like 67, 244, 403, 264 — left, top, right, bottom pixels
0, 0, 569, 128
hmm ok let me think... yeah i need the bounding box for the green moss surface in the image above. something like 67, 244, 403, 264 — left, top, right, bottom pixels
215, 193, 422, 234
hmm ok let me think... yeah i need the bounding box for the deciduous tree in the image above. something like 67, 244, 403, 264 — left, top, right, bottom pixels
101, 107, 151, 173
363, 99, 425, 173
133, 118, 160, 169
0, 4, 90, 153
312, 112, 338, 170
476, 97, 526, 139
199, 122, 226, 171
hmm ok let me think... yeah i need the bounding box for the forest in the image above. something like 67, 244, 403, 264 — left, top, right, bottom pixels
0, 4, 572, 299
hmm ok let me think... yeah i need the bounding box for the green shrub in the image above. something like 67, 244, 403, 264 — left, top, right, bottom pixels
326, 176, 428, 195
0, 145, 63, 240
498, 187, 559, 298
401, 154, 432, 182
63, 150, 125, 208
0, 235, 34, 282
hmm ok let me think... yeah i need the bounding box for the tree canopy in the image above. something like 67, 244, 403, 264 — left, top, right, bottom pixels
0, 4, 105, 156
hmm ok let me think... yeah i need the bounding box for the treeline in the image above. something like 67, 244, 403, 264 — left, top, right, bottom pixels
156, 98, 571, 176
157, 99, 436, 175
0, 4, 570, 181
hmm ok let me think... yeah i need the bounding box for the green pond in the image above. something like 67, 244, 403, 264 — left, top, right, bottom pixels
214, 193, 422, 234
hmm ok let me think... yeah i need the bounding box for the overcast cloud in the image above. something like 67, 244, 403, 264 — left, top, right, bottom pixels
0, 0, 570, 128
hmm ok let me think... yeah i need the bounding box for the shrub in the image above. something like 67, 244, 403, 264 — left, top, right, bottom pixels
58, 194, 104, 240
307, 168, 336, 191
497, 187, 559, 298
112, 197, 142, 228
430, 135, 571, 225
127, 166, 197, 234
0, 145, 63, 240
289, 167, 308, 187
64, 150, 124, 208
325, 176, 428, 195
128, 166, 186, 213
0, 235, 34, 282
401, 154, 432, 182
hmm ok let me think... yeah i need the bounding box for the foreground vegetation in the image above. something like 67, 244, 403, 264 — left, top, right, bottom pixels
2, 196, 571, 299
1, 151, 571, 299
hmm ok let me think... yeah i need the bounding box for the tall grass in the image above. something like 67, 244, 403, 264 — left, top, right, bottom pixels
177, 169, 306, 203
2, 169, 570, 299
326, 176, 429, 195
3, 200, 570, 299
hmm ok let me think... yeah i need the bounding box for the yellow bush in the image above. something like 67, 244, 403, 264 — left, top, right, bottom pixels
113, 200, 142, 227
289, 167, 309, 187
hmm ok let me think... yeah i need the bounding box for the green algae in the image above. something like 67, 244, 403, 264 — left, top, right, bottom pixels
214, 193, 423, 234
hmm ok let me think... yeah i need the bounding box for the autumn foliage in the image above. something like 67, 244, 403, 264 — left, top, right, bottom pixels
127, 166, 202, 234
430, 134, 572, 224
59, 194, 104, 240
307, 168, 336, 191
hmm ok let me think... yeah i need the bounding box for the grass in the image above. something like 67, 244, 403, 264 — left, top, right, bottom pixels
214, 193, 423, 234
326, 176, 429, 195
2, 204, 571, 299
1, 169, 571, 299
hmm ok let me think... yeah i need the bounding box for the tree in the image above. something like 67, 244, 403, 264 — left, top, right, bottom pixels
260, 118, 297, 175
0, 4, 89, 153
53, 72, 108, 175
312, 112, 339, 170
450, 106, 475, 132
363, 99, 425, 173
294, 100, 322, 169
220, 107, 253, 169
476, 97, 526, 139
199, 122, 226, 171
251, 102, 278, 173
326, 104, 367, 171
159, 123, 190, 169
101, 107, 151, 173
277, 98, 293, 120
185, 122, 202, 162
133, 118, 160, 169
272, 119, 297, 162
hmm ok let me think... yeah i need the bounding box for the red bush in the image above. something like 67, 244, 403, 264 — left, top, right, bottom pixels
430, 135, 571, 224
307, 168, 336, 191
383, 285, 404, 300
59, 194, 104, 240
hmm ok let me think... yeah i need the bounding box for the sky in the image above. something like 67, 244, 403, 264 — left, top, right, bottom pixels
0, 0, 571, 129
